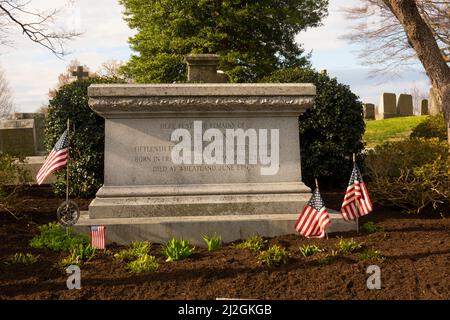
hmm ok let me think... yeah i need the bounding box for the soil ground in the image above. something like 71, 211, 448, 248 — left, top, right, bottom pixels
0, 186, 449, 300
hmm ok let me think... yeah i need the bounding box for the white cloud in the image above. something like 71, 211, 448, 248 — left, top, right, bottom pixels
0, 0, 134, 112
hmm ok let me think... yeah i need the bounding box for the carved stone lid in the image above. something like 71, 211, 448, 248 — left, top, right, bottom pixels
88, 83, 316, 118
88, 83, 316, 97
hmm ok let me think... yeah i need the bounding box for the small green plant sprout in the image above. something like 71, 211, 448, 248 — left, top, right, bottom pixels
58, 243, 96, 270
114, 241, 151, 261
299, 244, 323, 257
125, 254, 159, 274
317, 254, 333, 265
335, 237, 362, 254
5, 253, 39, 266
361, 221, 384, 233
161, 238, 195, 262
30, 222, 89, 251
358, 248, 385, 262
202, 234, 222, 252
233, 235, 267, 251
258, 244, 289, 267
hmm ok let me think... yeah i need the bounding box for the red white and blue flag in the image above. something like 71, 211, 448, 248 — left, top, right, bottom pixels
90, 226, 106, 249
295, 187, 330, 238
36, 129, 69, 185
340, 164, 373, 221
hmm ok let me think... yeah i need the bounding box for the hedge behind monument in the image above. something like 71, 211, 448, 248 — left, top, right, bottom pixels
45, 77, 122, 198
262, 68, 365, 188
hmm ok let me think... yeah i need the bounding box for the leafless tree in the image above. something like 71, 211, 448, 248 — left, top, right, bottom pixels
344, 0, 449, 145
342, 0, 449, 75
97, 60, 124, 78
410, 84, 427, 114
0, 65, 14, 118
0, 0, 81, 57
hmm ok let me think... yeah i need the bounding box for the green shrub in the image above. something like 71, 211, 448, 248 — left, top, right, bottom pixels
365, 138, 449, 213
125, 254, 159, 274
233, 235, 267, 252
5, 253, 39, 266
0, 153, 31, 213
361, 222, 384, 234
299, 244, 323, 257
45, 77, 124, 198
258, 245, 289, 267
262, 67, 365, 187
358, 248, 385, 262
335, 238, 362, 253
410, 114, 447, 141
30, 222, 89, 251
202, 234, 222, 252
114, 241, 151, 261
58, 243, 96, 269
161, 238, 195, 262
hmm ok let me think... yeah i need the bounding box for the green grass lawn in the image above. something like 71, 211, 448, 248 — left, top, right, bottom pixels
364, 116, 428, 148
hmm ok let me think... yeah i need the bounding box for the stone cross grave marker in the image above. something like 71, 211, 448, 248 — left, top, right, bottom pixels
71, 66, 89, 81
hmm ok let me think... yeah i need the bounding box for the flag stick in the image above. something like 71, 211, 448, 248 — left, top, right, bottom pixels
353, 153, 359, 234
66, 119, 70, 204
316, 178, 329, 239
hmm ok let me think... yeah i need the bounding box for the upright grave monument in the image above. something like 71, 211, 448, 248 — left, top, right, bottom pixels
420, 99, 429, 115
363, 103, 375, 120
376, 92, 397, 120
397, 94, 414, 116
75, 54, 355, 245
0, 112, 56, 184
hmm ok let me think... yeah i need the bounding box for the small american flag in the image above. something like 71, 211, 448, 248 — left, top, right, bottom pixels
90, 226, 106, 249
36, 129, 69, 185
340, 164, 373, 221
295, 187, 330, 238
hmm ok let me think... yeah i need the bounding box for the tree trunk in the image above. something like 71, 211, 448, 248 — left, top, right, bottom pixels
383, 0, 450, 145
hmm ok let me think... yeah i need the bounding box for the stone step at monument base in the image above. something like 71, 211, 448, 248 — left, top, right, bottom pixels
73, 210, 357, 247
88, 183, 312, 218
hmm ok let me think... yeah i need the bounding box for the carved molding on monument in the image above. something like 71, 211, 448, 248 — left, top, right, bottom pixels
89, 96, 315, 117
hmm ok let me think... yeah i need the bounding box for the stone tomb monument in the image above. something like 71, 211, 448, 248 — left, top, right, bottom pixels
363, 103, 375, 120
376, 93, 397, 120
75, 54, 355, 245
397, 94, 414, 116
420, 99, 429, 115
0, 119, 36, 155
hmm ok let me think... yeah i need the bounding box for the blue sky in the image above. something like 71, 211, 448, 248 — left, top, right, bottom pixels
0, 0, 430, 113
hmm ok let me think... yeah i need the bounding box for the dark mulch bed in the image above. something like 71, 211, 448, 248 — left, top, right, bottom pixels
0, 186, 449, 300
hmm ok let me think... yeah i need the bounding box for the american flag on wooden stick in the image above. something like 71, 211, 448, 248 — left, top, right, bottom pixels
36, 129, 69, 185
90, 226, 105, 249
340, 164, 373, 221
294, 187, 330, 239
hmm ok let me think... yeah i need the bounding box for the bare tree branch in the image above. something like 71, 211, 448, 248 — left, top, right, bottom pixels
341, 0, 449, 75
0, 0, 82, 57
0, 65, 14, 118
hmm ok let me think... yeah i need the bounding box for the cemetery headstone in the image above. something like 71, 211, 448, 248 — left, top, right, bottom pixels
376, 93, 397, 120
0, 119, 36, 156
74, 54, 356, 245
397, 94, 414, 116
420, 99, 429, 115
71, 66, 90, 81
363, 103, 375, 120
7, 113, 46, 154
